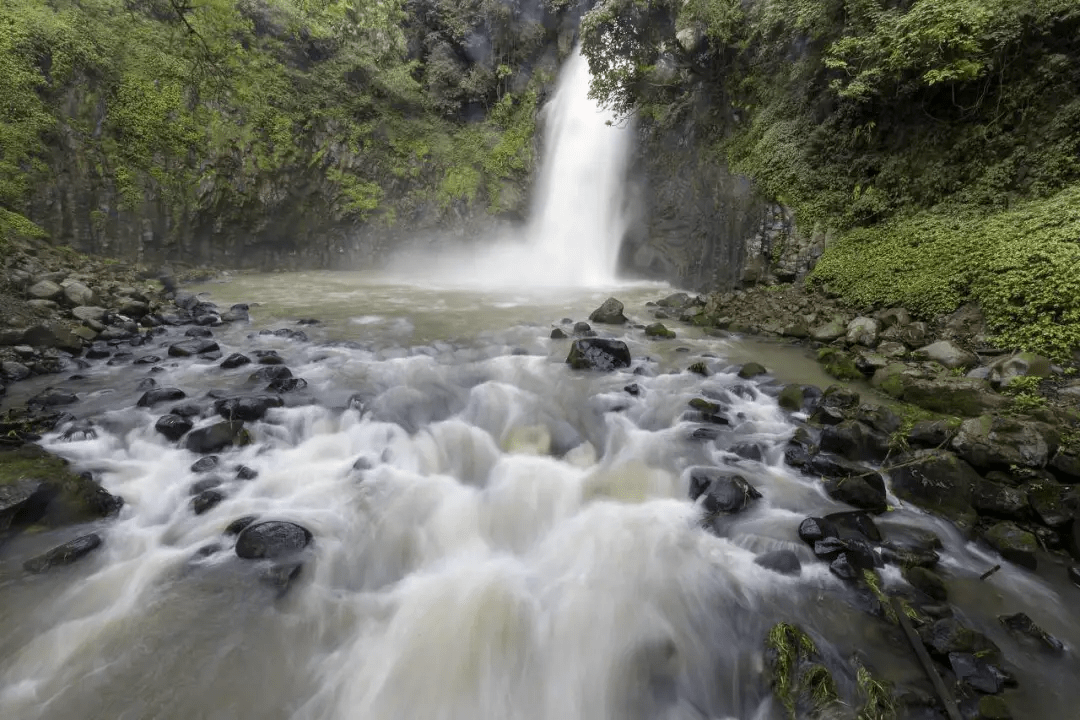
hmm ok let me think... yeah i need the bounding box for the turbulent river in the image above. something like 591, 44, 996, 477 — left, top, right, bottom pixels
1, 47, 1079, 720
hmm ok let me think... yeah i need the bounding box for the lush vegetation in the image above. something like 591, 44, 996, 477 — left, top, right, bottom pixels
581, 0, 1080, 357
0, 0, 564, 247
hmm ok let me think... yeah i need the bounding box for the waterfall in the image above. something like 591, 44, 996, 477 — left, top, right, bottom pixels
522, 49, 633, 286
386, 48, 634, 289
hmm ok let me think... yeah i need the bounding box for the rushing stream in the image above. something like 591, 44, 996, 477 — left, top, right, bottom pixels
1, 47, 1078, 720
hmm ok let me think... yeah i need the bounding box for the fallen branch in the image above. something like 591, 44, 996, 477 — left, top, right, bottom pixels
979, 564, 1002, 581
890, 597, 962, 720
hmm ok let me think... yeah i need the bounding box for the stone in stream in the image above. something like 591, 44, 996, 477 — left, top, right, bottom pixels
888, 450, 980, 525
28, 390, 79, 407
168, 339, 220, 357
823, 510, 881, 542
565, 339, 631, 371
133, 355, 161, 365
185, 421, 250, 454
222, 304, 250, 323
221, 353, 252, 369
902, 565, 948, 600
214, 395, 284, 422
85, 343, 110, 360
588, 297, 628, 324
0, 480, 53, 531
971, 478, 1028, 519
737, 362, 767, 379
170, 403, 202, 418
949, 653, 1008, 694
235, 520, 312, 559
136, 378, 158, 391
191, 455, 220, 473
572, 321, 593, 336
1, 361, 32, 381
797, 517, 838, 545
235, 465, 258, 480
249, 366, 292, 383
687, 467, 761, 514
268, 377, 307, 393
754, 549, 801, 576
190, 476, 224, 495
623, 383, 641, 396
983, 522, 1038, 570
185, 327, 214, 338
255, 350, 284, 365
550, 327, 568, 339
644, 322, 675, 339
998, 612, 1065, 653
820, 420, 890, 462
224, 515, 258, 536
23, 533, 103, 573
190, 489, 225, 515
155, 414, 193, 441
137, 387, 186, 407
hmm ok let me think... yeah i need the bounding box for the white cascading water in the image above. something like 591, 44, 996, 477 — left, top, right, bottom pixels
520, 49, 632, 286
386, 49, 633, 289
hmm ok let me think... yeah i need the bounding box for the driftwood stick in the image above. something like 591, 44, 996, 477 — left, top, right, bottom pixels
979, 564, 1002, 581
890, 597, 962, 720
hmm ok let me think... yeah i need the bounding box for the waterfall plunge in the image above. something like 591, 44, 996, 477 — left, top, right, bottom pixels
388, 49, 634, 289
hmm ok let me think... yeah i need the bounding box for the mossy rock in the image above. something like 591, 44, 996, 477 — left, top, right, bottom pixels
765, 623, 841, 719
644, 322, 675, 339
0, 444, 122, 529
738, 362, 767, 379
903, 377, 1008, 417
984, 522, 1038, 570
689, 398, 720, 414
888, 449, 979, 528
817, 348, 861, 381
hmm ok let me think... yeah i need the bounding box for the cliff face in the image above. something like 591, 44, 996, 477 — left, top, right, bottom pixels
619, 112, 821, 292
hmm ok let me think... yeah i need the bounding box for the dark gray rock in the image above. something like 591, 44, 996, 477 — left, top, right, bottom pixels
1024, 480, 1069, 527
754, 549, 802, 576
155, 414, 193, 441
235, 465, 258, 480
550, 327, 568, 339
225, 515, 258, 535
191, 455, 220, 473
23, 533, 103, 573
268, 377, 307, 393
823, 510, 881, 542
137, 387, 186, 407
566, 339, 631, 371
907, 419, 955, 448
235, 520, 312, 559
737, 362, 767, 379
249, 366, 292, 383
998, 612, 1064, 653
0, 480, 53, 531
823, 472, 887, 513
221, 353, 252, 369
214, 395, 285, 422
820, 420, 890, 462
255, 350, 285, 365
888, 450, 979, 524
971, 479, 1028, 519
185, 327, 214, 338
952, 415, 1049, 471
28, 390, 78, 407
798, 517, 838, 545
168, 339, 220, 357
902, 566, 948, 600
948, 653, 1007, 694
190, 476, 224, 495
191, 489, 224, 515
185, 421, 250, 454
1, 361, 32, 381
687, 467, 761, 514
588, 297, 628, 324
983, 522, 1038, 570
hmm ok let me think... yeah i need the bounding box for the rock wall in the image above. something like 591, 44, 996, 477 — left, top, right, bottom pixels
618, 116, 823, 292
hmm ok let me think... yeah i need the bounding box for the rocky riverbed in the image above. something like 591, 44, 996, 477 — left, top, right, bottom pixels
1, 257, 1079, 719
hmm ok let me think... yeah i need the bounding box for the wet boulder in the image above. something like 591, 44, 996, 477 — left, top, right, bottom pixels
971, 478, 1028, 519
224, 515, 258, 535
1024, 480, 1069, 527
28, 389, 78, 407
550, 327, 568, 339
221, 353, 252, 369
998, 612, 1064, 653
644, 322, 675, 339
268, 377, 307, 393
983, 522, 1038, 570
255, 350, 285, 365
2, 361, 32, 382
737, 362, 767, 379
902, 566, 948, 600
820, 420, 890, 462
952, 415, 1050, 471
588, 297, 628, 324
798, 517, 839, 545
754, 549, 802, 576
214, 395, 284, 422
249, 366, 292, 383
168, 339, 220, 357
235, 520, 312, 559
822, 470, 887, 514
22, 533, 103, 573
221, 304, 250, 322
906, 419, 956, 448
21, 323, 84, 355
687, 467, 761, 514
888, 450, 979, 524
155, 414, 193, 441
566, 339, 631, 371
949, 653, 1008, 695
823, 510, 881, 542
190, 489, 225, 515
137, 387, 186, 407
185, 421, 251, 454
191, 455, 220, 473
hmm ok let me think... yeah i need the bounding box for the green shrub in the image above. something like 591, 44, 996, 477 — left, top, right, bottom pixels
810, 185, 1080, 359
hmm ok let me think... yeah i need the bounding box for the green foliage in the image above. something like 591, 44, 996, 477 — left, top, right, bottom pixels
582, 0, 1080, 228
0, 0, 556, 244
810, 185, 1080, 360
765, 623, 839, 720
